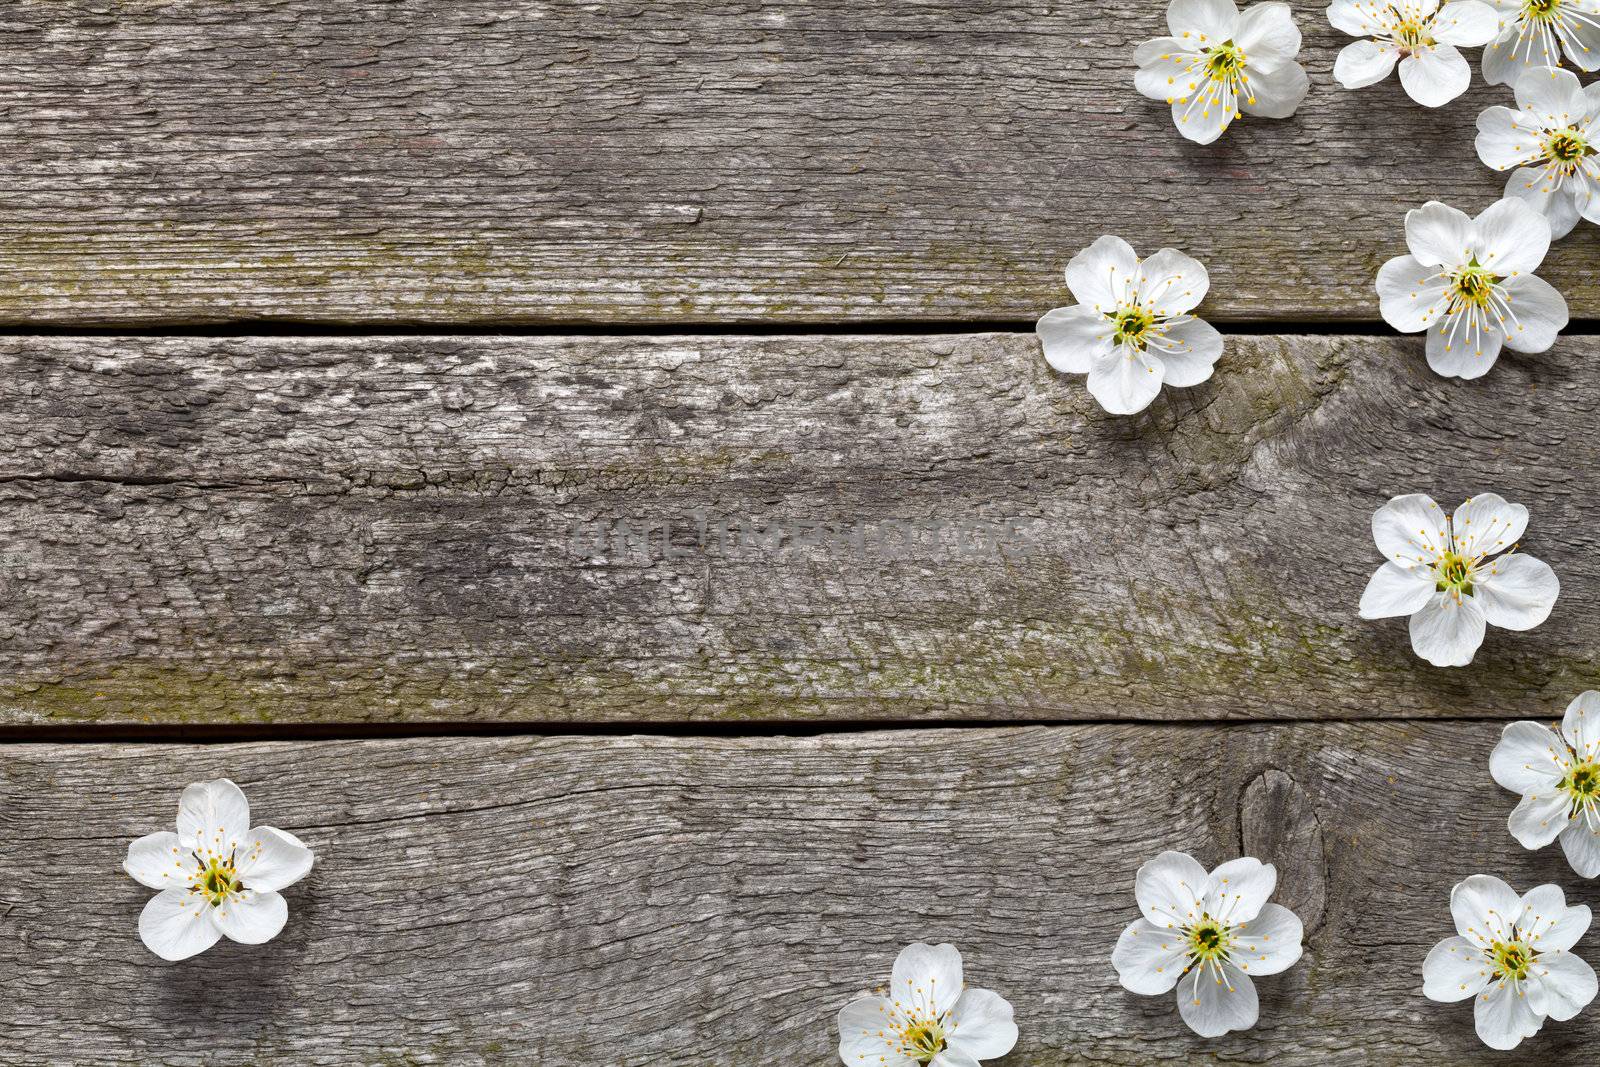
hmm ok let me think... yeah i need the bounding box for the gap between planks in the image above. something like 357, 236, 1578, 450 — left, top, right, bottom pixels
0, 713, 1543, 746
3, 319, 1600, 340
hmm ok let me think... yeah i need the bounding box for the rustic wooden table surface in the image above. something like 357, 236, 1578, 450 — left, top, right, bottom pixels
3, 2, 1599, 1064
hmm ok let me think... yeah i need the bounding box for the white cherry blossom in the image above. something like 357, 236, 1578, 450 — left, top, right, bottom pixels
1328, 0, 1501, 106
123, 778, 314, 961
1423, 875, 1597, 1049
1037, 236, 1223, 415
1476, 65, 1600, 239
1358, 492, 1559, 667
1376, 199, 1567, 379
1481, 0, 1600, 86
1491, 691, 1600, 876
1112, 851, 1304, 1038
837, 942, 1018, 1067
1135, 0, 1311, 144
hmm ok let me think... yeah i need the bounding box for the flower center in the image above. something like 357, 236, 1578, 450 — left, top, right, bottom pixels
1203, 41, 1246, 78
1491, 940, 1536, 981
898, 1018, 946, 1063
1187, 918, 1234, 963
1447, 262, 1499, 313
1545, 128, 1593, 173
1392, 17, 1435, 50
1524, 0, 1561, 18
1562, 761, 1600, 803
193, 853, 243, 906
1113, 306, 1157, 347
1434, 550, 1475, 594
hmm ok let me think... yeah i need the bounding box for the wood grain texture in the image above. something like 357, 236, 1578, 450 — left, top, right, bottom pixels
0, 722, 1591, 1065
3, 331, 1599, 726
3, 0, 1596, 326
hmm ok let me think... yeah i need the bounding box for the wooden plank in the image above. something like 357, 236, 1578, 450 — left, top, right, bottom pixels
3, 1, 1596, 326
2, 332, 1598, 726
0, 723, 1591, 1063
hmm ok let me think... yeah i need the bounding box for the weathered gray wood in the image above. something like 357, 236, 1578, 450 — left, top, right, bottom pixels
2, 332, 1598, 725
0, 723, 1590, 1064
3, 1, 1595, 326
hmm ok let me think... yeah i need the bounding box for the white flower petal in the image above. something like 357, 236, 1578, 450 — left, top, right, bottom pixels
1135, 850, 1208, 928
1425, 308, 1504, 380
1168, 0, 1241, 42
1560, 821, 1600, 878
1509, 791, 1572, 849
1490, 720, 1569, 795
1137, 248, 1209, 317
1170, 89, 1236, 144
1513, 64, 1587, 121
929, 1050, 981, 1067
1037, 305, 1113, 374
1136, 40, 1204, 103
210, 887, 289, 945
138, 887, 224, 962
1134, 35, 1192, 67
233, 825, 315, 893
1536, 908, 1593, 957
1239, 60, 1310, 118
1359, 561, 1436, 619
1432, 1, 1501, 46
838, 997, 917, 1067
1562, 691, 1600, 761
1406, 201, 1474, 267
1519, 883, 1591, 954
1566, 14, 1600, 71
1533, 950, 1598, 1022
1482, 30, 1533, 88
1177, 960, 1258, 1038
1230, 902, 1302, 977
1474, 974, 1546, 1050
124, 831, 200, 891
1472, 196, 1551, 276
177, 778, 251, 856
1371, 493, 1449, 565
1327, 0, 1387, 36
1423, 935, 1494, 1002
1086, 344, 1165, 415
1473, 554, 1559, 631
1203, 857, 1275, 925
273, 828, 310, 850
1334, 40, 1401, 89
1113, 917, 1190, 994
1065, 236, 1142, 313
1399, 45, 1472, 108
1410, 591, 1487, 666
1233, 2, 1301, 73
892, 942, 964, 1019
1580, 166, 1600, 225
1452, 501, 1527, 572
1451, 492, 1528, 559
1476, 107, 1544, 171
1376, 254, 1449, 334
1504, 166, 1584, 241
943, 987, 1019, 1060
1452, 874, 1524, 947
1152, 318, 1223, 387
1498, 273, 1568, 354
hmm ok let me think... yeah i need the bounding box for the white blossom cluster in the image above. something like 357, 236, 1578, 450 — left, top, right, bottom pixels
1028, 0, 1599, 1056
1045, 0, 1593, 417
